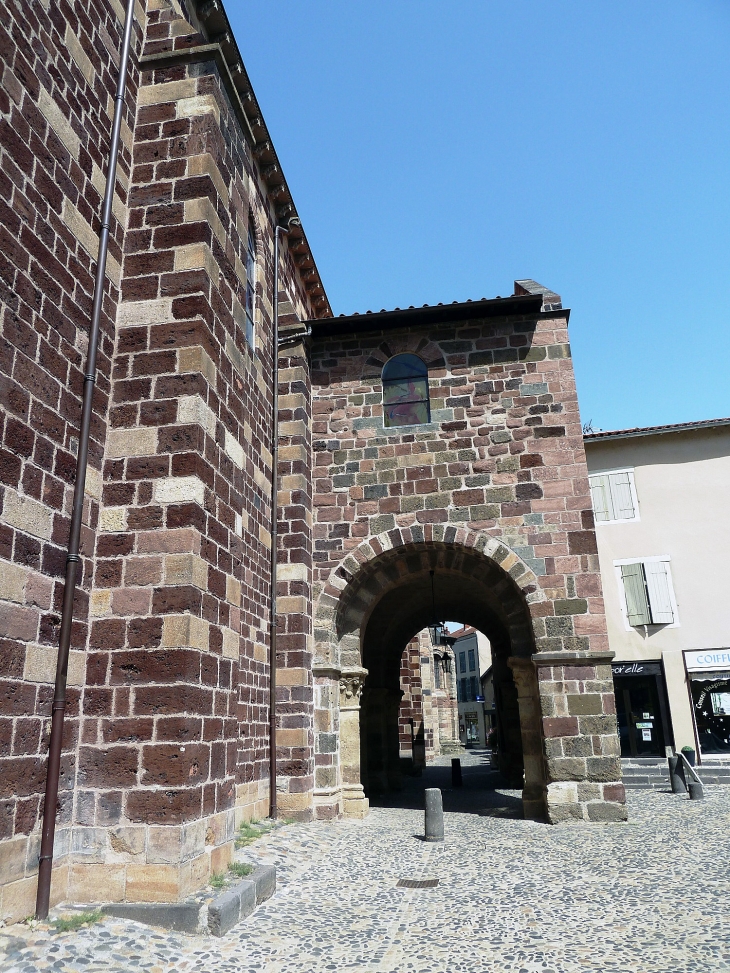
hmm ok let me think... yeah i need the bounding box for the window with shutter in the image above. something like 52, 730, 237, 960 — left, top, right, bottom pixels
621, 563, 651, 625
590, 474, 613, 522
618, 558, 676, 627
589, 469, 638, 523
644, 561, 674, 624
611, 471, 635, 520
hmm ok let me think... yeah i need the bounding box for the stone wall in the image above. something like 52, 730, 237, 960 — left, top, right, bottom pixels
298, 299, 626, 823
0, 0, 323, 920
0, 0, 144, 922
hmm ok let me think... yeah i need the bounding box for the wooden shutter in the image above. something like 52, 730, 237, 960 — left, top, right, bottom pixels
610, 471, 636, 520
644, 561, 674, 624
621, 563, 651, 625
589, 474, 613, 522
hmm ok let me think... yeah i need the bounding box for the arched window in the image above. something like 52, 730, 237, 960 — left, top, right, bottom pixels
245, 218, 256, 347
382, 353, 430, 427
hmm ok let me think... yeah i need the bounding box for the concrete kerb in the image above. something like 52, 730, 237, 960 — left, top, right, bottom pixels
102, 863, 276, 937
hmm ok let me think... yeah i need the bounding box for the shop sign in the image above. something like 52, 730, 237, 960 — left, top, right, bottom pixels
611, 662, 662, 677
684, 649, 730, 672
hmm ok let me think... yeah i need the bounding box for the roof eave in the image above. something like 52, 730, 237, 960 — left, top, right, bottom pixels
584, 417, 730, 444
308, 294, 563, 337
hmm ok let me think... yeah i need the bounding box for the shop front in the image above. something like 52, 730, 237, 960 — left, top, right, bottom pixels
611, 661, 673, 758
684, 649, 730, 759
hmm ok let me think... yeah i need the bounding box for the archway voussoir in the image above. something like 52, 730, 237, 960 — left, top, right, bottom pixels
387, 527, 405, 549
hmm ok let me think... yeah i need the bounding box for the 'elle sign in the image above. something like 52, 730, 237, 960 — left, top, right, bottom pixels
684, 649, 730, 672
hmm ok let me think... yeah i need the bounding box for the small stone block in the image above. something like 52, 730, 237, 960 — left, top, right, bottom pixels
207, 890, 241, 937
251, 863, 276, 905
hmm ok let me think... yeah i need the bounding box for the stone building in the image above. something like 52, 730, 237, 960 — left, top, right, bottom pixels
0, 0, 625, 923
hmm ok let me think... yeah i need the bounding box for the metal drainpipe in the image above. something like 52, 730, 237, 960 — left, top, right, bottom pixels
269, 218, 299, 819
35, 0, 137, 920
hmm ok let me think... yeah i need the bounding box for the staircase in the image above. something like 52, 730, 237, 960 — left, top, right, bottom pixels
621, 756, 730, 790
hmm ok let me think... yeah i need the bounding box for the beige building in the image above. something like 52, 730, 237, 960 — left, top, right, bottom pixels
584, 418, 730, 763
451, 627, 492, 748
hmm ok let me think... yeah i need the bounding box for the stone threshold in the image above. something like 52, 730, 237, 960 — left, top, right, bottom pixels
101, 863, 276, 937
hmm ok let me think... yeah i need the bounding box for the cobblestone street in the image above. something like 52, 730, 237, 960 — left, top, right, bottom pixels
2, 754, 728, 973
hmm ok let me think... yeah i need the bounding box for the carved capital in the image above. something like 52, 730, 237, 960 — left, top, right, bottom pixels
339, 666, 368, 705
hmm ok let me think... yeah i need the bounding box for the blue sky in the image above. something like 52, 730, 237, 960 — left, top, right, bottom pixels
229, 1, 730, 432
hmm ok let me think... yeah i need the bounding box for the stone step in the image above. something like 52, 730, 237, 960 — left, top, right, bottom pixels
621, 758, 730, 789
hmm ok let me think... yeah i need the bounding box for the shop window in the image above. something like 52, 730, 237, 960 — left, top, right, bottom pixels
468, 648, 476, 672
692, 676, 730, 754
616, 557, 677, 627
589, 469, 639, 523
382, 354, 430, 427
245, 218, 256, 347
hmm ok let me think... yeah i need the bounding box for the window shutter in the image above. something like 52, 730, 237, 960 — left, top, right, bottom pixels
589, 474, 613, 522
610, 471, 636, 520
621, 563, 651, 625
644, 561, 674, 624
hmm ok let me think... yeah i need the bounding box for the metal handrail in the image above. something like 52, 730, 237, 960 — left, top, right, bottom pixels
677, 751, 702, 785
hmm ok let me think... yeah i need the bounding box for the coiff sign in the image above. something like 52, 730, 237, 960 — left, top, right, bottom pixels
684, 649, 730, 671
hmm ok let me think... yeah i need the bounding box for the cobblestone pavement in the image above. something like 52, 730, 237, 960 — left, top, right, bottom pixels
2, 752, 729, 973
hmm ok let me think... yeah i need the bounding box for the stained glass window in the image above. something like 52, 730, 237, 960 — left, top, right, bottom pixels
382, 353, 430, 427
245, 219, 256, 347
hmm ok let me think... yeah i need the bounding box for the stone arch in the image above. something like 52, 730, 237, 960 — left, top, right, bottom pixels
314, 525, 545, 665
312, 526, 549, 820
362, 336, 446, 379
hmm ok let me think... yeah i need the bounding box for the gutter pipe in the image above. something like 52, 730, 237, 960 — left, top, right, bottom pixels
269, 218, 300, 819
35, 0, 136, 920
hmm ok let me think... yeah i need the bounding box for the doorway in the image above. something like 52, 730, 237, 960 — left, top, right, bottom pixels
614, 673, 669, 757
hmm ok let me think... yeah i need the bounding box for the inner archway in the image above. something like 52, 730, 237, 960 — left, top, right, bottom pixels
333, 538, 547, 820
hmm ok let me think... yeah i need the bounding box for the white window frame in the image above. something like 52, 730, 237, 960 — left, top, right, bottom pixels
613, 555, 680, 630
589, 467, 640, 524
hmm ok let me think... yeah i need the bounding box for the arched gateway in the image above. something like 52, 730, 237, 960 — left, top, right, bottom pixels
310, 528, 622, 823
275, 283, 627, 825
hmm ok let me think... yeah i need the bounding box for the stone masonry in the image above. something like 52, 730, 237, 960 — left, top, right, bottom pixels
0, 0, 625, 927
0, 0, 326, 922
292, 295, 626, 824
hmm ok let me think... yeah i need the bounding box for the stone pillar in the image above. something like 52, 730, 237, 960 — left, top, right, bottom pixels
362, 685, 389, 794
509, 658, 548, 821
339, 668, 369, 819
535, 651, 627, 823
385, 689, 405, 790
311, 667, 340, 821
493, 657, 523, 786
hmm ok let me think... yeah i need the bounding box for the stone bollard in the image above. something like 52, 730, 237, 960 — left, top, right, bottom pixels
668, 755, 687, 794
688, 780, 704, 800
424, 787, 444, 842
451, 758, 462, 788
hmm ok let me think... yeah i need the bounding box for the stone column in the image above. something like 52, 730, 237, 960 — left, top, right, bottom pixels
493, 657, 524, 787
339, 668, 369, 819
361, 685, 389, 794
509, 657, 548, 821
535, 651, 627, 824
385, 689, 405, 790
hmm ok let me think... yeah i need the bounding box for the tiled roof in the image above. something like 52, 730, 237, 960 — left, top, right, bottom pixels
584, 417, 730, 442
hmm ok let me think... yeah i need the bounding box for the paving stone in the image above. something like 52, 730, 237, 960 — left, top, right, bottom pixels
1, 754, 729, 972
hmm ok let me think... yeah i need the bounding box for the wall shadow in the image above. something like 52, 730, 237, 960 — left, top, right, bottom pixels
368, 750, 524, 820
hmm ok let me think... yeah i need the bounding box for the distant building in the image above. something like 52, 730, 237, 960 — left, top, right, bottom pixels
451, 626, 492, 747
585, 418, 730, 763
